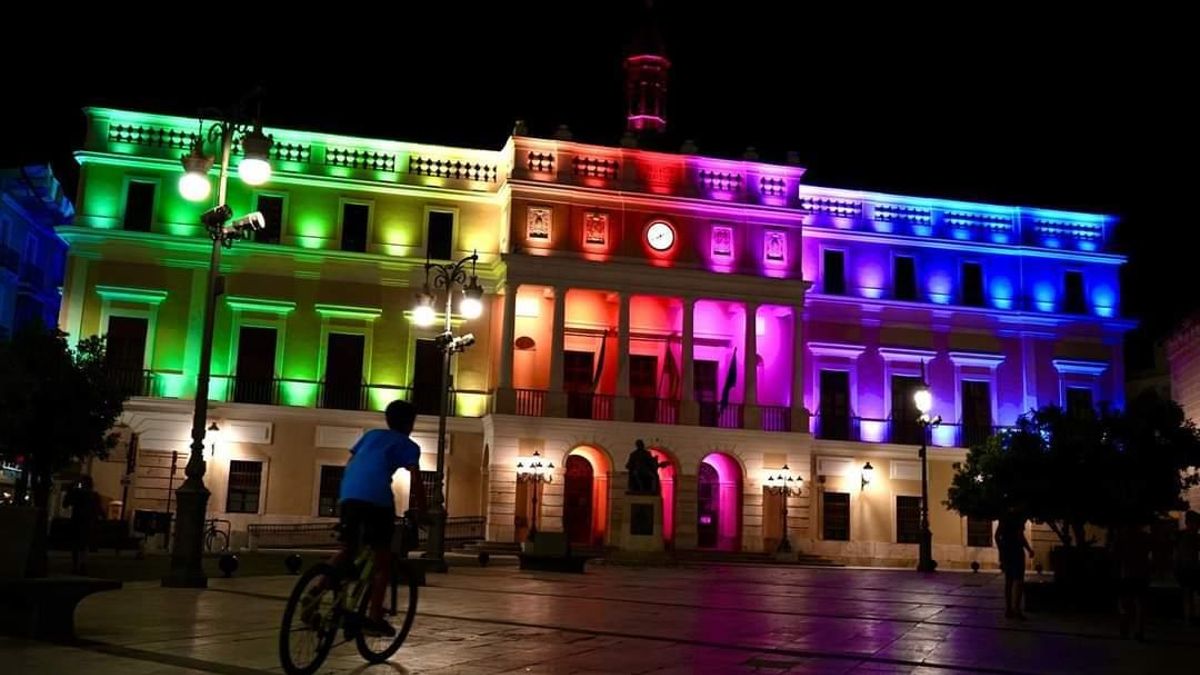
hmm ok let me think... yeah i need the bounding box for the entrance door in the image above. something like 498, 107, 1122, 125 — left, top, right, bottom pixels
697, 462, 719, 548
563, 455, 594, 546
631, 355, 658, 422
564, 350, 595, 419
235, 326, 277, 404
411, 338, 443, 415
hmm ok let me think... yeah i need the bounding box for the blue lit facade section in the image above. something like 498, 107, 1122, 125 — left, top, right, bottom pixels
1, 165, 73, 339
800, 185, 1130, 446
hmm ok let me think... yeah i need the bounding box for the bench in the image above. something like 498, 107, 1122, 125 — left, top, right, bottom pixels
0, 577, 122, 640
518, 532, 592, 573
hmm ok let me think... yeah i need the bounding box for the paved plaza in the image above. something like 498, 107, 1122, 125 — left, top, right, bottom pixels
3, 562, 1199, 674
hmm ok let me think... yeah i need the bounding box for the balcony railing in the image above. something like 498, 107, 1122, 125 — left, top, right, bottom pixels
634, 397, 679, 425
698, 402, 743, 429
812, 415, 1011, 446
760, 405, 792, 432
319, 381, 368, 411
514, 389, 545, 417
813, 414, 859, 441
566, 392, 614, 421
108, 367, 153, 398
122, 370, 485, 417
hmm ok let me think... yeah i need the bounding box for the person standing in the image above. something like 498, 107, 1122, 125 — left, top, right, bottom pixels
995, 507, 1034, 619
63, 475, 100, 574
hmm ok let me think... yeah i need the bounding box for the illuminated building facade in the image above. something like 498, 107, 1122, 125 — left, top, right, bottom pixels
62, 46, 1130, 566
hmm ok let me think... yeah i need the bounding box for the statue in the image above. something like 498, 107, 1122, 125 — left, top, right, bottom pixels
626, 439, 669, 495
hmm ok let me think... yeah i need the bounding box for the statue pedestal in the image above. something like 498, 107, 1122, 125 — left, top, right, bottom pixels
616, 493, 664, 553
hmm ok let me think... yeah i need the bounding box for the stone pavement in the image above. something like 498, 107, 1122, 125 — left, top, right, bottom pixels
2, 563, 1199, 674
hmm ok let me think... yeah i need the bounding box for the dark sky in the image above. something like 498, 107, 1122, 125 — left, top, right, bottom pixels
3, 3, 1191, 359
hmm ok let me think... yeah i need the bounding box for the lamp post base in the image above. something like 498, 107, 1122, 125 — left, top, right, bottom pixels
162, 478, 210, 588
916, 529, 938, 573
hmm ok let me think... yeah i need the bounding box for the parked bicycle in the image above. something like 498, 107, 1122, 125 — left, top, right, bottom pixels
204, 518, 231, 552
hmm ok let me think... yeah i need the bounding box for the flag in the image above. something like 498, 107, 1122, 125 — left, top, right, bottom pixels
720, 348, 738, 412
591, 328, 610, 392
661, 335, 681, 399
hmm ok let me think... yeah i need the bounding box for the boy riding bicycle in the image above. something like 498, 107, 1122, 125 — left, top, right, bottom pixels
318, 400, 426, 637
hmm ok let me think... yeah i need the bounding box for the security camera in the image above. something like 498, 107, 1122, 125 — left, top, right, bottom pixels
230, 211, 266, 232
451, 333, 476, 352
200, 204, 233, 227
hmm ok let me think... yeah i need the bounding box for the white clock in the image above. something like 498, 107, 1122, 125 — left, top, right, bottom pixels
646, 221, 676, 251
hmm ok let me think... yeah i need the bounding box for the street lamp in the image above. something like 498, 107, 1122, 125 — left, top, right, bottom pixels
913, 363, 942, 574
411, 251, 484, 571
164, 97, 273, 589
515, 451, 554, 539
763, 464, 802, 554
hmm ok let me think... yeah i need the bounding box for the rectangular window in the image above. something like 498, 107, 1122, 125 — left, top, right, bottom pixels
823, 492, 850, 541
255, 195, 284, 244
967, 516, 993, 547
818, 370, 851, 440
1064, 271, 1086, 314
124, 181, 156, 232
962, 262, 985, 307
105, 316, 149, 396
322, 333, 366, 410
1066, 386, 1094, 418
961, 380, 993, 448
235, 326, 278, 405
426, 210, 454, 260
318, 465, 345, 517
896, 495, 922, 544
340, 203, 370, 252
891, 375, 923, 445
226, 460, 263, 514
823, 250, 846, 295
894, 255, 917, 301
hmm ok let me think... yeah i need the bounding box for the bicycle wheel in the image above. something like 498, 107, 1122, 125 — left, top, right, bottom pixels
206, 529, 229, 553
354, 558, 419, 663
280, 563, 340, 675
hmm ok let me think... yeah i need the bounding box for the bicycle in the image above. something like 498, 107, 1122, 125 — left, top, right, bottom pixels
204, 518, 231, 552
278, 518, 420, 675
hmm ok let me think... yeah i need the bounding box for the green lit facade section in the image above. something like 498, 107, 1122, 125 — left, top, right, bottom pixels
63, 108, 504, 415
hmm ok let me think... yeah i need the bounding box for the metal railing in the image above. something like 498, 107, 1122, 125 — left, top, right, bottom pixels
127, 370, 485, 417
760, 405, 792, 432
515, 388, 545, 417
634, 397, 679, 425
566, 392, 614, 421
698, 402, 743, 429
319, 381, 368, 411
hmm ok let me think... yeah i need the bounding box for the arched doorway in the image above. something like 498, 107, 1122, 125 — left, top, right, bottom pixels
650, 447, 678, 547
563, 455, 593, 545
698, 453, 743, 551
561, 446, 611, 547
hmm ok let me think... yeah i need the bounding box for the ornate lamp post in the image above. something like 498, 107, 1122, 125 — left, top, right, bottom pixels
913, 364, 942, 574
515, 451, 554, 539
410, 251, 484, 571
763, 464, 802, 554
164, 98, 273, 588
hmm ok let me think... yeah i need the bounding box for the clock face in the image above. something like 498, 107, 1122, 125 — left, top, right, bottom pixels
646, 221, 676, 251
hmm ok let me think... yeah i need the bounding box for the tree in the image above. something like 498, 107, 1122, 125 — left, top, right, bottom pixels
0, 325, 126, 510
947, 395, 1200, 548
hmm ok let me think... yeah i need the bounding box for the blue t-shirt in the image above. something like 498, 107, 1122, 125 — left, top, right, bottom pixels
339, 429, 421, 508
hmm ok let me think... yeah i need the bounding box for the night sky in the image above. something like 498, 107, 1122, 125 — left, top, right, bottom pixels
2, 3, 1190, 366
